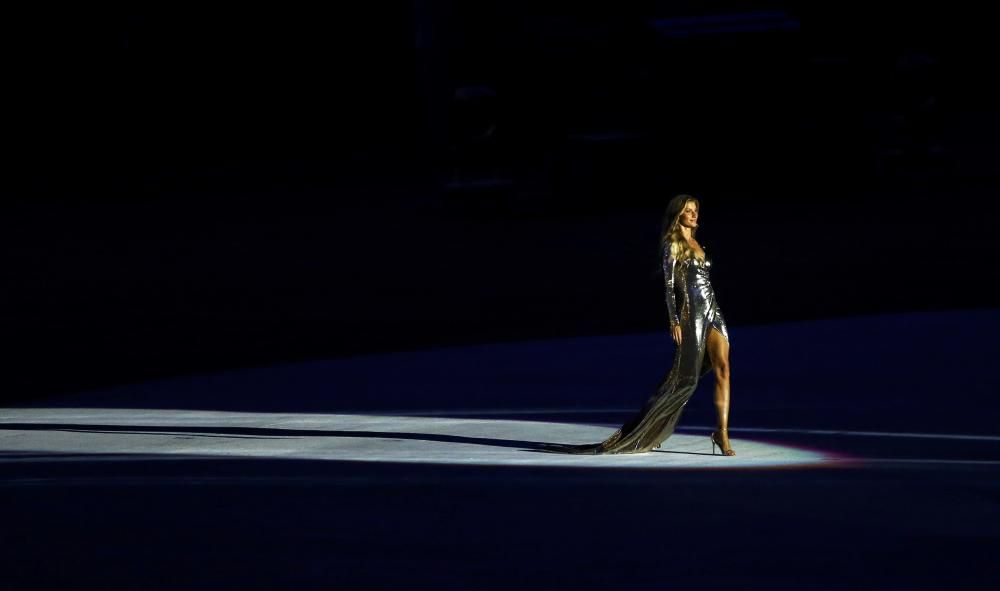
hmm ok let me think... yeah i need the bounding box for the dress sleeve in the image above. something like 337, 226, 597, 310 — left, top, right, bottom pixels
663, 243, 680, 327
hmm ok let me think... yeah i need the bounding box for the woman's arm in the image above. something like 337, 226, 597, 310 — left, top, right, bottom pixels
663, 244, 680, 328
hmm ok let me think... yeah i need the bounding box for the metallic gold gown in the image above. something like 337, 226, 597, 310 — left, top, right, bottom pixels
542, 242, 729, 454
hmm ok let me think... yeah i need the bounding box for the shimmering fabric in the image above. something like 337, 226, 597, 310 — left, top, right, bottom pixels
541, 243, 729, 454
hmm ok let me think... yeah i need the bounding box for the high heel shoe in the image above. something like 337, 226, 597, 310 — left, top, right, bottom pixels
710, 428, 736, 456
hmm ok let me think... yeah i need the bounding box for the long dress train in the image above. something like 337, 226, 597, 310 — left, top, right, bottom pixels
541, 243, 730, 454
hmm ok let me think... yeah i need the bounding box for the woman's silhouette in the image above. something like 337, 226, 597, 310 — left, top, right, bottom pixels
543, 194, 735, 455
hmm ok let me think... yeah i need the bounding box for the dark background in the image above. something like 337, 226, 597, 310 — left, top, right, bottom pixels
4, 2, 998, 405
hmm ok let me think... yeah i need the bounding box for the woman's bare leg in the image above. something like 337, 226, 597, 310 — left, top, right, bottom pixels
706, 327, 733, 452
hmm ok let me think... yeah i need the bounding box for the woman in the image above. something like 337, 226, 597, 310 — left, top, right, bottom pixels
543, 194, 735, 455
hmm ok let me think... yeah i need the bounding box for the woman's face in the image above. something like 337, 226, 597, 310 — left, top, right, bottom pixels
678, 201, 699, 229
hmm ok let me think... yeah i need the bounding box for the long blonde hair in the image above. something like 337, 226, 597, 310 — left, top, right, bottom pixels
658, 194, 701, 263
